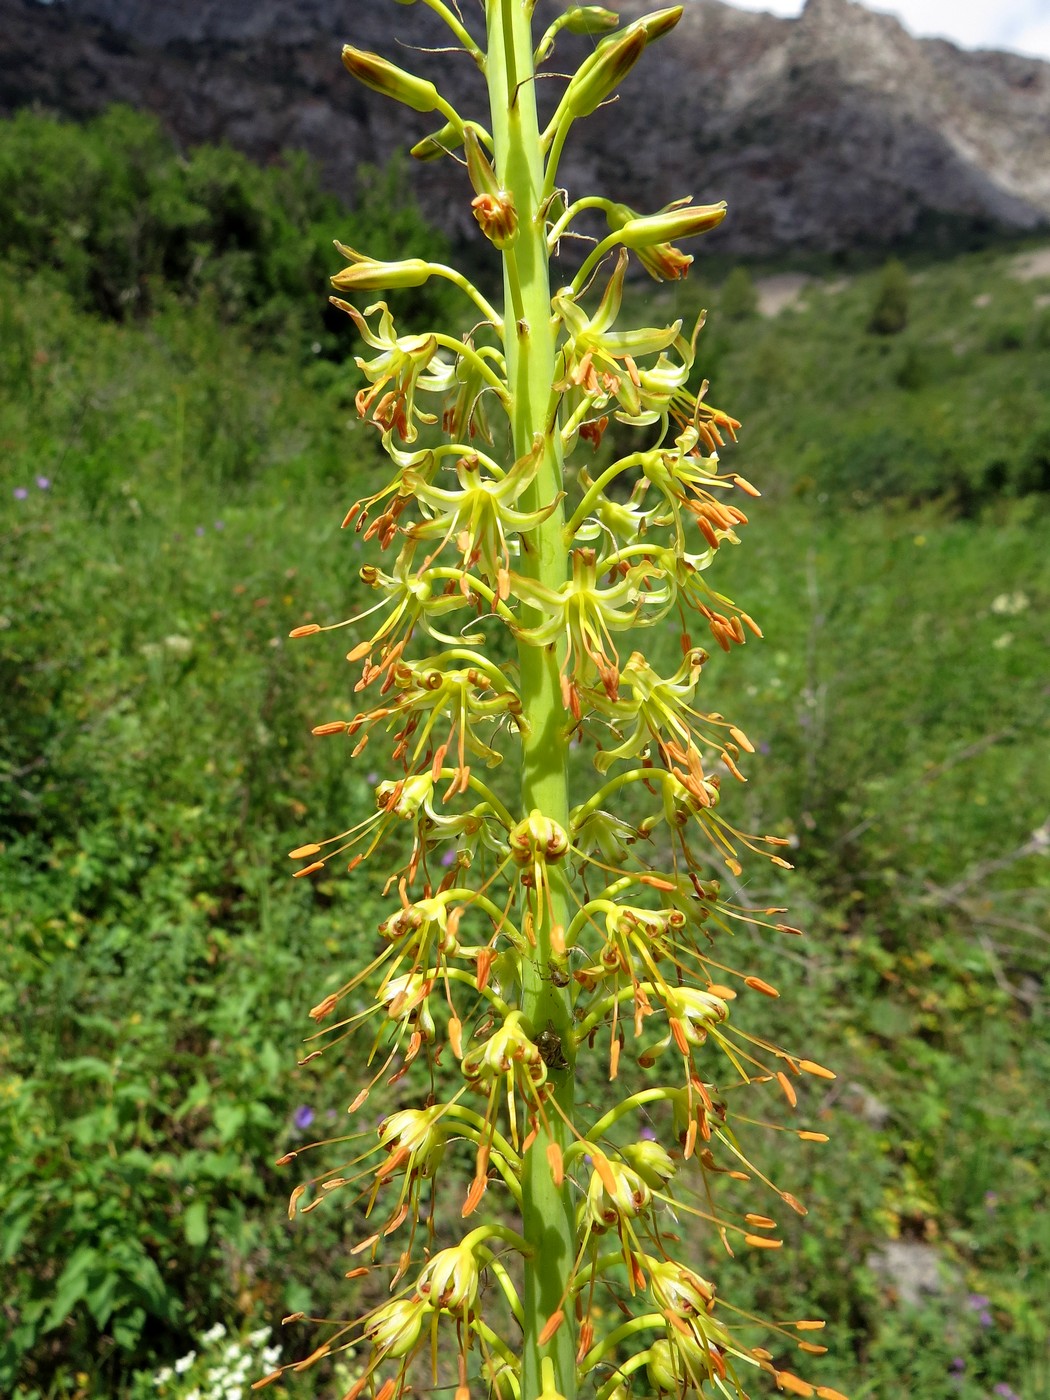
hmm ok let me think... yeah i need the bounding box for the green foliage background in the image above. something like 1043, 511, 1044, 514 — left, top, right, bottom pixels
1, 110, 1048, 1399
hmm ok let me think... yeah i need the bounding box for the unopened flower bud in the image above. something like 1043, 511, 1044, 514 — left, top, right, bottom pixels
557, 5, 681, 121
365, 1297, 429, 1358
564, 6, 620, 35
647, 1339, 680, 1393
636, 6, 685, 41
342, 46, 441, 113
559, 25, 647, 120
411, 119, 463, 162
645, 1320, 730, 1393
614, 200, 727, 248
484, 1360, 519, 1400
331, 244, 433, 293
535, 5, 622, 64
621, 1138, 677, 1189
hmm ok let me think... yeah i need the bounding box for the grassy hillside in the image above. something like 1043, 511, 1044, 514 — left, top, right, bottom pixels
2, 112, 1048, 1400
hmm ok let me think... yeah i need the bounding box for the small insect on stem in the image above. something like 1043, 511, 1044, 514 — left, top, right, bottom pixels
536, 1019, 569, 1071
548, 958, 571, 988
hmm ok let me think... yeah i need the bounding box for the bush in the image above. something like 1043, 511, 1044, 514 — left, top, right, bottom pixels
0, 107, 456, 346
720, 264, 759, 319
867, 257, 910, 334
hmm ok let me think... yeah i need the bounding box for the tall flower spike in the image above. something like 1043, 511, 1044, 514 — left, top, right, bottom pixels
282, 6, 844, 1400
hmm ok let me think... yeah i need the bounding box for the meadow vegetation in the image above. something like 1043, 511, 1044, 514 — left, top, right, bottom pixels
1, 110, 1047, 1399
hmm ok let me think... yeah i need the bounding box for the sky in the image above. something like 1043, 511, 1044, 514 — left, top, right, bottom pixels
719, 0, 1050, 61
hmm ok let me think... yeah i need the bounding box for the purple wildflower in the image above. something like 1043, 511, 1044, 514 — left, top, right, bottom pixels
993, 1385, 1020, 1400
950, 1358, 965, 1374
195, 525, 206, 537
640, 1126, 657, 1141
214, 520, 225, 531
13, 487, 28, 500
35, 476, 51, 490
441, 849, 457, 867
979, 1310, 993, 1329
966, 1293, 990, 1311
293, 1105, 315, 1131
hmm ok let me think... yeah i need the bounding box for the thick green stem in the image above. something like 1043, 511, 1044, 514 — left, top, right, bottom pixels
486, 3, 576, 1397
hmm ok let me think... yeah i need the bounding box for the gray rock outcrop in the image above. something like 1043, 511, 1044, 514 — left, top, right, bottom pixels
2, 0, 1048, 254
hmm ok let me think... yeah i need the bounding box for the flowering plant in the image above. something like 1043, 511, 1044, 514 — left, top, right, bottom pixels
136, 1323, 283, 1400
272, 5, 844, 1400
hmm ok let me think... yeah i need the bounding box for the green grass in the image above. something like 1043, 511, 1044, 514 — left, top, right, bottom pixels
2, 215, 1048, 1400
652, 241, 1050, 510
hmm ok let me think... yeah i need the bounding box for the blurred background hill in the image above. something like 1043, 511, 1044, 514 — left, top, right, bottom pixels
1, 3, 1048, 1399
2, 0, 1049, 257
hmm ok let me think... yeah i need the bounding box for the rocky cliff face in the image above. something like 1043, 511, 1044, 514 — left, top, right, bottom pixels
2, 0, 1048, 255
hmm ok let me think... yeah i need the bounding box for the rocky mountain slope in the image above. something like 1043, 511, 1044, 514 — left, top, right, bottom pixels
2, 0, 1048, 255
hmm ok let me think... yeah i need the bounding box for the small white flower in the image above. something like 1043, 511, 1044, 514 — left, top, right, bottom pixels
261, 1347, 280, 1368
990, 591, 1029, 616
186, 1391, 202, 1400
154, 1367, 173, 1386
175, 1352, 197, 1375
248, 1326, 270, 1347
200, 1323, 227, 1346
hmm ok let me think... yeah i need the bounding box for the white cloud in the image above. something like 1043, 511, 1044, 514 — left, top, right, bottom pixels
717, 0, 1050, 60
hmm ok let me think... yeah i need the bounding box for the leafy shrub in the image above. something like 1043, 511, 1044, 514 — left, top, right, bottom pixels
720, 264, 759, 319
0, 107, 455, 345
982, 320, 1026, 353
867, 257, 910, 334
894, 342, 929, 390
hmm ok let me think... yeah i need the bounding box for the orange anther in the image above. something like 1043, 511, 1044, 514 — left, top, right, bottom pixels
799, 1059, 836, 1080
745, 976, 780, 998
538, 1311, 565, 1346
